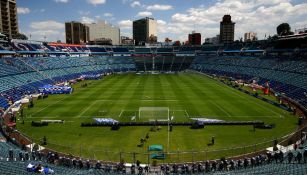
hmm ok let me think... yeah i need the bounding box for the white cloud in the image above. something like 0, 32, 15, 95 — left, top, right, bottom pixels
87, 0, 106, 5
157, 20, 166, 26
137, 11, 152, 17
54, 0, 69, 3
81, 17, 95, 24
146, 4, 173, 11
30, 20, 64, 30
79, 10, 90, 16
27, 20, 64, 42
104, 13, 113, 17
118, 20, 132, 29
131, 1, 141, 8
157, 0, 307, 42
17, 7, 30, 14
26, 30, 64, 42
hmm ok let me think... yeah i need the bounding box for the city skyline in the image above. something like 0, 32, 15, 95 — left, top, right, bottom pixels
17, 0, 307, 42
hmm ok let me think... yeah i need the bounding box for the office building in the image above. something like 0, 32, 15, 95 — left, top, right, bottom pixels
205, 35, 220, 45
220, 15, 235, 44
86, 20, 120, 45
133, 17, 157, 45
244, 32, 257, 42
188, 31, 201, 45
121, 36, 134, 45
0, 0, 18, 39
65, 21, 89, 44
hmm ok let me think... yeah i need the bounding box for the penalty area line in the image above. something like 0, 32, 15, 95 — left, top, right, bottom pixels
76, 100, 97, 118
185, 110, 190, 118
119, 110, 124, 118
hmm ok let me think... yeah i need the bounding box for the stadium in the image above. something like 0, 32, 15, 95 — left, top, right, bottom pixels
1, 0, 307, 175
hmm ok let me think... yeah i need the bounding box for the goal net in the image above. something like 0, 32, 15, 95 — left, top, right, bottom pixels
139, 107, 169, 121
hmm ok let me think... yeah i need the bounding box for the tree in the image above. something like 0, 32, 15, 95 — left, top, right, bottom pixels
277, 23, 294, 36
173, 40, 181, 46
14, 33, 28, 40
148, 34, 157, 43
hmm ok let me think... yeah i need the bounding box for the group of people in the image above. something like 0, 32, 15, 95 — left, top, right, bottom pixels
26, 163, 54, 174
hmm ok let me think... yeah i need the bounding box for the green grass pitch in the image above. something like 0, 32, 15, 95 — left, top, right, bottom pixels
17, 72, 297, 163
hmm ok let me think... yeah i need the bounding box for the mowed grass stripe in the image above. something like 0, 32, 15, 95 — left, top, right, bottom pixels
17, 73, 298, 162
26, 75, 123, 119
121, 75, 147, 121
165, 74, 202, 117
84, 74, 137, 117
102, 74, 139, 117
159, 75, 188, 121
186, 74, 282, 119
178, 74, 231, 117
153, 75, 167, 108
193, 73, 285, 117
57, 75, 126, 118
185, 74, 256, 118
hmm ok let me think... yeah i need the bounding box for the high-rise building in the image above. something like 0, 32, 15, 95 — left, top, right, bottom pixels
0, 0, 18, 39
133, 17, 157, 45
220, 15, 235, 44
121, 36, 134, 45
86, 20, 120, 45
205, 35, 220, 45
65, 21, 89, 44
244, 32, 257, 42
188, 31, 201, 45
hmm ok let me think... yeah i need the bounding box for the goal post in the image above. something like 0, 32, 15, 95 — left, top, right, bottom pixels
139, 107, 170, 121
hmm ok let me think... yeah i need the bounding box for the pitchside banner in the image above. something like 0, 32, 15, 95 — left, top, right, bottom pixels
39, 85, 72, 94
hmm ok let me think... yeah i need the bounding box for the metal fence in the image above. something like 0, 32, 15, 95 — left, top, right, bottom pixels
2, 123, 305, 165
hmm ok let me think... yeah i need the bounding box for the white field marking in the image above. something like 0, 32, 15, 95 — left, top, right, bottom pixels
23, 121, 75, 123
119, 110, 124, 118
221, 115, 280, 118
209, 100, 232, 117
76, 100, 98, 118
78, 116, 108, 118
30, 96, 70, 116
185, 110, 190, 118
91, 99, 179, 102
27, 116, 76, 119
140, 100, 178, 102
214, 82, 283, 117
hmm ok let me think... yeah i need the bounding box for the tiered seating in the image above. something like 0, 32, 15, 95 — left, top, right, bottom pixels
191, 56, 307, 107
0, 56, 136, 103
179, 47, 197, 53
157, 47, 173, 53
113, 47, 129, 53
201, 45, 220, 52
87, 46, 107, 53
224, 43, 244, 51
0, 97, 9, 109
135, 48, 151, 54
11, 42, 48, 52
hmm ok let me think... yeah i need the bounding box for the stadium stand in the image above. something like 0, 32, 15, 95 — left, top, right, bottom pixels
0, 36, 307, 174
191, 55, 307, 107
0, 127, 307, 174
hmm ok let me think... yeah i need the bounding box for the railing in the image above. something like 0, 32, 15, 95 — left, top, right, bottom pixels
1, 70, 306, 164
2, 122, 306, 165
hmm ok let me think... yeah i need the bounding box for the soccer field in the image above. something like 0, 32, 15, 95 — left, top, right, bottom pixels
17, 72, 297, 163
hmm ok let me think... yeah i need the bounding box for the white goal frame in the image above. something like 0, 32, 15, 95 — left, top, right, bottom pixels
138, 107, 170, 121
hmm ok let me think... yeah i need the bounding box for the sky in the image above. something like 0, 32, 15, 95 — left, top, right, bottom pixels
17, 0, 307, 43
